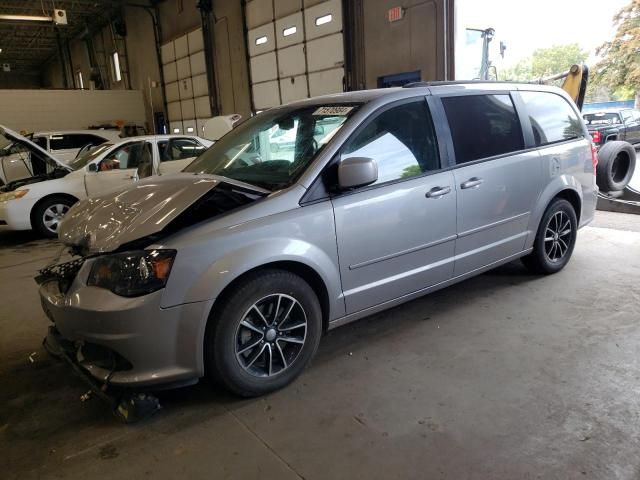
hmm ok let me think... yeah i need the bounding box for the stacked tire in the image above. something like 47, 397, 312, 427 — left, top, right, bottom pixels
596, 141, 636, 194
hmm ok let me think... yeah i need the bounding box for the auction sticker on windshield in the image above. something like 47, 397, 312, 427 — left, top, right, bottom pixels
313, 106, 354, 116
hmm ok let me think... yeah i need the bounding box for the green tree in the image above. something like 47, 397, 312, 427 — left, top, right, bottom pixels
501, 43, 588, 82
593, 0, 640, 106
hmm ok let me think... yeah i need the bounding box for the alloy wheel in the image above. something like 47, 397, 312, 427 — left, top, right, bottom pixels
544, 210, 572, 262
235, 294, 307, 377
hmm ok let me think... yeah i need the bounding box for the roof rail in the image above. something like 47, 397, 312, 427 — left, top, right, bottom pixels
403, 80, 527, 88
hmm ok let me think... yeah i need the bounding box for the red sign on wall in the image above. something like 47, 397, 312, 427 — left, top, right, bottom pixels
388, 6, 404, 22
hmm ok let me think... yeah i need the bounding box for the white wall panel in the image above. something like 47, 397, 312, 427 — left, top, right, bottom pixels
250, 52, 278, 83
275, 0, 302, 17
165, 81, 180, 103
174, 35, 189, 59
167, 101, 182, 122
170, 121, 183, 134
252, 81, 280, 110
187, 28, 204, 54
280, 75, 308, 103
176, 56, 191, 80
163, 62, 178, 83
183, 119, 197, 134
178, 78, 193, 100
278, 44, 306, 77
190, 51, 207, 76
306, 33, 344, 72
195, 96, 212, 118
192, 74, 208, 97
246, 0, 273, 29
181, 99, 195, 120
304, 0, 342, 40
308, 67, 343, 96
248, 22, 276, 56
161, 42, 175, 65
276, 12, 304, 48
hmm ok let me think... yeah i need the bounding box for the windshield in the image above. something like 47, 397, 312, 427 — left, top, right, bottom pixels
67, 143, 114, 170
583, 113, 621, 126
184, 104, 359, 190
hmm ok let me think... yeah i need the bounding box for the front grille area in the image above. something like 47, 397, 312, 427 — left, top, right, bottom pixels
35, 257, 85, 294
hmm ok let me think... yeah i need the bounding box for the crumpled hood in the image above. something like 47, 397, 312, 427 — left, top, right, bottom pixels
58, 173, 262, 254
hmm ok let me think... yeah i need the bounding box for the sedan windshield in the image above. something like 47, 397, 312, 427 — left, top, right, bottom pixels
67, 143, 114, 170
184, 104, 360, 191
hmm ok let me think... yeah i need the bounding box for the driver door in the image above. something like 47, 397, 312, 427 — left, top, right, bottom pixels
84, 140, 154, 197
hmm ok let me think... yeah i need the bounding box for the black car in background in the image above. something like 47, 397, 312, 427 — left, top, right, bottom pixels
583, 109, 640, 148
582, 108, 639, 194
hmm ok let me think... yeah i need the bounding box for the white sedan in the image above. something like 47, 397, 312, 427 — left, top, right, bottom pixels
0, 126, 212, 237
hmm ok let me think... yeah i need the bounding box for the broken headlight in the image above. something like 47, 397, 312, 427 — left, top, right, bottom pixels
87, 250, 176, 297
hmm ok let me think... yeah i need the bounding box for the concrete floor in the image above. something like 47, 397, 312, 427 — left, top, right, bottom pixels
2, 211, 640, 480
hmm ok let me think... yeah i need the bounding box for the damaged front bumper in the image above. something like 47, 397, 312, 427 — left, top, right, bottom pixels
37, 256, 213, 390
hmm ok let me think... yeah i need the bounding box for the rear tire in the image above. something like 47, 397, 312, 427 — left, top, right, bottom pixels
205, 269, 322, 397
32, 196, 75, 238
596, 141, 636, 192
522, 199, 577, 275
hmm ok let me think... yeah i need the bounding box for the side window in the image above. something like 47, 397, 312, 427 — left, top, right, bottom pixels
32, 136, 48, 150
442, 94, 524, 164
100, 141, 152, 173
520, 91, 583, 146
75, 134, 106, 148
342, 101, 440, 185
160, 138, 207, 162
49, 135, 74, 150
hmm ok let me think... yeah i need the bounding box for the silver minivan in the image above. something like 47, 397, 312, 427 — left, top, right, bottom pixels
39, 83, 598, 397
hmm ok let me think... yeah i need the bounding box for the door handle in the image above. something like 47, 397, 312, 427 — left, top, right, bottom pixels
425, 186, 451, 198
460, 177, 483, 189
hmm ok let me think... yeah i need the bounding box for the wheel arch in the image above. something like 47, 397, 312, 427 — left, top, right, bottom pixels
526, 179, 583, 249
207, 260, 332, 333
29, 192, 79, 228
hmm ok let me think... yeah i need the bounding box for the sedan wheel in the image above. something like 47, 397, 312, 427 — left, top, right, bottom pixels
32, 196, 76, 238
42, 204, 70, 234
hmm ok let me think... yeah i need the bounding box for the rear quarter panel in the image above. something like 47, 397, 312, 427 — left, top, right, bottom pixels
525, 138, 597, 248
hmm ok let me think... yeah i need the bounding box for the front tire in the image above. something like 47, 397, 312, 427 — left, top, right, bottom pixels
206, 270, 322, 397
32, 196, 75, 238
522, 199, 577, 275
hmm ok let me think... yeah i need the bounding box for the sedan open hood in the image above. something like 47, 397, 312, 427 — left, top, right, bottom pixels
0, 125, 69, 170
58, 173, 267, 254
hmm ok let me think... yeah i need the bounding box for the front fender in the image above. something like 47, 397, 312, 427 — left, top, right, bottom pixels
525, 174, 582, 248
185, 238, 343, 316
158, 200, 345, 320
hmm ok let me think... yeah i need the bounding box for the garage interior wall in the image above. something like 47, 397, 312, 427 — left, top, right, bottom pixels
38, 0, 252, 132
9, 0, 454, 131
245, 0, 347, 110
359, 0, 455, 88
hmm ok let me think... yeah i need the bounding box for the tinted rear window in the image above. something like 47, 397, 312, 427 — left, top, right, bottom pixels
442, 94, 524, 164
521, 91, 583, 146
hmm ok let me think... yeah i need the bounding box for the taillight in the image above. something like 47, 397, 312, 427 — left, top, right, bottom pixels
591, 130, 601, 144
590, 143, 598, 172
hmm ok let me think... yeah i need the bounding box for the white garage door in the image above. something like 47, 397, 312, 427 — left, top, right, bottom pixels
245, 0, 344, 111
161, 28, 211, 135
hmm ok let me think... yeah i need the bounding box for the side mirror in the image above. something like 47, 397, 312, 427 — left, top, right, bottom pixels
87, 163, 98, 172
314, 125, 325, 136
338, 156, 378, 190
